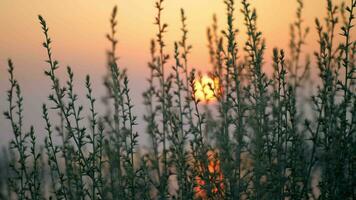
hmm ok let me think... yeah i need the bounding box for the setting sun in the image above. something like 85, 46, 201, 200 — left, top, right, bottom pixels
194, 75, 221, 102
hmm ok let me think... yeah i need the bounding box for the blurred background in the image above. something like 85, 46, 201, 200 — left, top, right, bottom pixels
0, 0, 329, 147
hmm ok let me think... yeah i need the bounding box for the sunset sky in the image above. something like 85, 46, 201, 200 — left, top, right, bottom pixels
0, 0, 338, 146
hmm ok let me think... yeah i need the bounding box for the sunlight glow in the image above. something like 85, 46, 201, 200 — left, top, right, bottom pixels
194, 150, 224, 199
194, 75, 221, 103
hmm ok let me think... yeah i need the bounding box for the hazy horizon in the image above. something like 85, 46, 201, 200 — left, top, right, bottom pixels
0, 0, 332, 147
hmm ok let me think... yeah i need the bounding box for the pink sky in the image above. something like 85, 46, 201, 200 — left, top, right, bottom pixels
0, 0, 344, 146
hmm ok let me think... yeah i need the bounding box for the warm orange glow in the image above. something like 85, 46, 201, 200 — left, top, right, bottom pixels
194, 150, 224, 199
194, 75, 221, 102
0, 0, 330, 147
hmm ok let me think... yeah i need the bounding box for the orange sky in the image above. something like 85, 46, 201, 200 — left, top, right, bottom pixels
0, 0, 329, 76
0, 0, 347, 146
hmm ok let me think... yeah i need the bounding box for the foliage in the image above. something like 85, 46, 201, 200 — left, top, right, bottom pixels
1, 0, 355, 199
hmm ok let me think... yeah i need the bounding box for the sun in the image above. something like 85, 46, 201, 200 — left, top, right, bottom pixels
194, 75, 221, 102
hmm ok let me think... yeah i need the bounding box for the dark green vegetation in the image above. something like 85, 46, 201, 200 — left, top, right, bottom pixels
1, 0, 355, 199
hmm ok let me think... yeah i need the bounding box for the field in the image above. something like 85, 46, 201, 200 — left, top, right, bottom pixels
0, 0, 355, 199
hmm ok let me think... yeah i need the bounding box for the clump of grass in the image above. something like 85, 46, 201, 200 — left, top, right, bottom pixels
1, 0, 355, 199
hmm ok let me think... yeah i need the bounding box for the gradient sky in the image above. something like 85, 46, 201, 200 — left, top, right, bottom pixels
0, 0, 341, 146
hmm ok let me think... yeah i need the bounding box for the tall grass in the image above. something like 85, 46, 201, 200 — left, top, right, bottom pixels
2, 0, 355, 199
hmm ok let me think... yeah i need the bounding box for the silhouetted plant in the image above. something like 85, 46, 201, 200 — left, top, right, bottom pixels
1, 0, 355, 199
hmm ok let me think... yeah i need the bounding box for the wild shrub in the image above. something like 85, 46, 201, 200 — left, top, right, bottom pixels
2, 0, 355, 199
